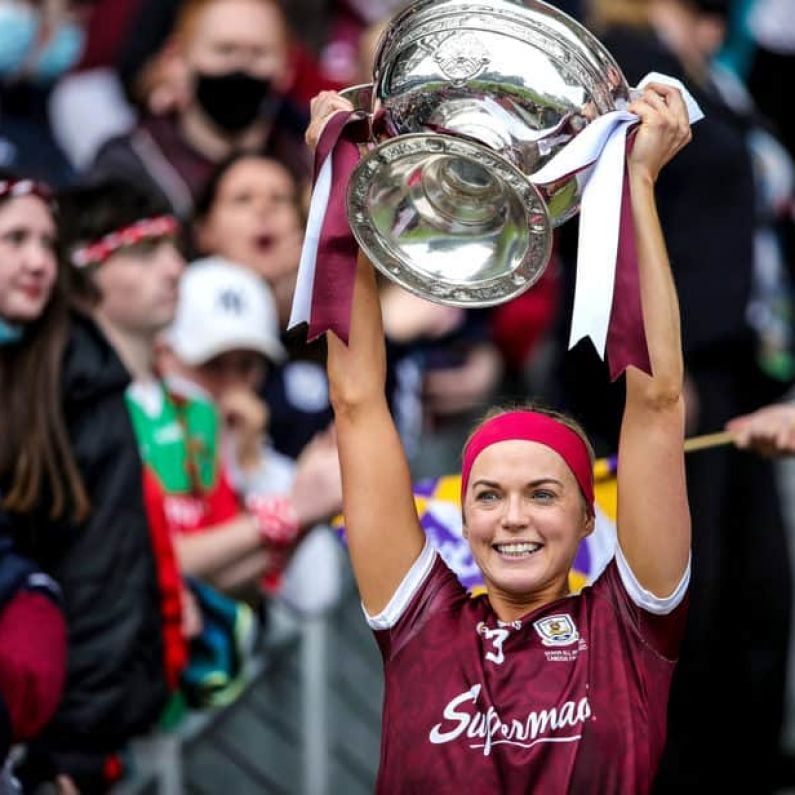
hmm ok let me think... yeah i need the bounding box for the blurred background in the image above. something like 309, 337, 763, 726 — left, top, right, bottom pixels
2, 0, 795, 793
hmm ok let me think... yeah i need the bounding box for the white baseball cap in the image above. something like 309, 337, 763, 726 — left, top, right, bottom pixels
167, 256, 286, 365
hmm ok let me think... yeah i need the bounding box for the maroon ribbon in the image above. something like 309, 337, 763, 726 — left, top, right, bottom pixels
306, 111, 369, 343
304, 113, 650, 374
605, 132, 651, 380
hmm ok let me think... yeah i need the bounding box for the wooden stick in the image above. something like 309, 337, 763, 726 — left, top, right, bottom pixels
683, 430, 735, 453
594, 429, 736, 480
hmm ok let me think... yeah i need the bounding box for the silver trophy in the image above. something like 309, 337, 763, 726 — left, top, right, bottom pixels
343, 0, 630, 306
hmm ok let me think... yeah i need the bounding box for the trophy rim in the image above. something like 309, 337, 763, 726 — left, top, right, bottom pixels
373, 0, 630, 115
347, 133, 553, 308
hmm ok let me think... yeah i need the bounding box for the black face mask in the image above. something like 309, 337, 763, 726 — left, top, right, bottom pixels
194, 69, 274, 133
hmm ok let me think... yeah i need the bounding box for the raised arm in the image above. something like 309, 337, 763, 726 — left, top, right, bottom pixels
616, 84, 692, 597
307, 93, 426, 615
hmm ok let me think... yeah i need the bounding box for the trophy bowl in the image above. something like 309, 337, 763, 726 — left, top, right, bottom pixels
344, 0, 630, 307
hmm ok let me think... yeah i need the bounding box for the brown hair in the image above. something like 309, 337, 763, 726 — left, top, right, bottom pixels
173, 0, 289, 48
191, 151, 305, 241
0, 186, 90, 522
586, 0, 652, 31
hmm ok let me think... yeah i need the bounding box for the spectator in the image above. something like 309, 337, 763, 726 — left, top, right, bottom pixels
0, 0, 92, 186
727, 401, 795, 455
192, 149, 503, 470
48, 0, 144, 174
0, 171, 176, 794
87, 0, 310, 218
318, 0, 408, 88
60, 180, 338, 608
192, 152, 332, 459
0, 173, 68, 779
379, 284, 506, 478
192, 152, 304, 321
115, 0, 343, 113
746, 0, 795, 159
0, 519, 66, 776
161, 256, 343, 613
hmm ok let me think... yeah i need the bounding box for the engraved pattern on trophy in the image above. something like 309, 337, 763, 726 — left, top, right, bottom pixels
384, 5, 600, 94
432, 32, 490, 86
347, 0, 630, 308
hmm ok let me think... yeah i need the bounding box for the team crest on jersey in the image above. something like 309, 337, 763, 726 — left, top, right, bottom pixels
533, 614, 579, 647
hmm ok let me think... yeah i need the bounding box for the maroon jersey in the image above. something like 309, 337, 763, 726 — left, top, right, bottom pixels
368, 542, 689, 794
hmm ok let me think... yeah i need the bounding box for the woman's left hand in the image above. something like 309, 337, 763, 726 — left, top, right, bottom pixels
627, 82, 692, 183
305, 91, 355, 152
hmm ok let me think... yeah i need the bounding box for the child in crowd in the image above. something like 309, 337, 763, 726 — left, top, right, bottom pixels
161, 256, 342, 613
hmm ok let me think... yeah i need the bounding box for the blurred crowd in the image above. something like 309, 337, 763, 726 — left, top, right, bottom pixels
1, 0, 795, 792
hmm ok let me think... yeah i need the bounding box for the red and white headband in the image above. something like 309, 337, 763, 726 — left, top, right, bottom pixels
461, 411, 595, 514
71, 215, 179, 268
0, 178, 54, 204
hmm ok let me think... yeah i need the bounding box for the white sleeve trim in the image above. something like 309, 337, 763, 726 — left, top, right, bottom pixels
363, 538, 437, 630
615, 544, 691, 615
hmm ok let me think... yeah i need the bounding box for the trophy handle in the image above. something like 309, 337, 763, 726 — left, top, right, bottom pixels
339, 83, 374, 113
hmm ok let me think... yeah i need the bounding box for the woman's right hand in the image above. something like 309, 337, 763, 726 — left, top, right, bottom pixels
305, 91, 355, 151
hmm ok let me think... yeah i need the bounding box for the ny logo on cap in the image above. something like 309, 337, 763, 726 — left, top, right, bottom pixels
218, 289, 245, 315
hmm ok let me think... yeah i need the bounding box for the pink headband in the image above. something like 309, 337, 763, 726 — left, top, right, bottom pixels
461, 411, 594, 513
71, 215, 179, 268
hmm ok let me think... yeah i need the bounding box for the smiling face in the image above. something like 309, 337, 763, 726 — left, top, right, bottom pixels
463, 439, 594, 620
0, 195, 58, 324
196, 157, 303, 283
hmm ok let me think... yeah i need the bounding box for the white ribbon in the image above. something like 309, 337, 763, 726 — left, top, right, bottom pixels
289, 73, 703, 356
570, 115, 637, 355
530, 72, 704, 358
288, 155, 333, 330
